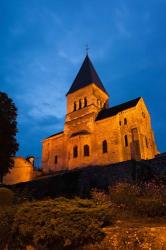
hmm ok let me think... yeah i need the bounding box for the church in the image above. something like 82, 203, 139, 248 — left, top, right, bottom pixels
41, 55, 158, 173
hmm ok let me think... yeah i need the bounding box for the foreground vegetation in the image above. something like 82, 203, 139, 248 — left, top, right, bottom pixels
0, 196, 113, 250
0, 181, 166, 250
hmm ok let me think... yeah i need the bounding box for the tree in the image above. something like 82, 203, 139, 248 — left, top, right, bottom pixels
0, 92, 18, 183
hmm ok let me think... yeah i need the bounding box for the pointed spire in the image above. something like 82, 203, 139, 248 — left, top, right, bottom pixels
66, 55, 108, 96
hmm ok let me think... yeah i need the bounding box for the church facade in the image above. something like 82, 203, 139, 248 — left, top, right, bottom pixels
41, 55, 158, 173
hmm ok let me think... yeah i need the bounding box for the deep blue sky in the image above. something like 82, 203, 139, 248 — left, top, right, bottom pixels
1, 0, 166, 166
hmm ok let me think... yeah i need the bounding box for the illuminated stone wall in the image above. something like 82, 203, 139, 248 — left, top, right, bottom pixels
41, 84, 158, 173
42, 133, 67, 173
4, 157, 34, 185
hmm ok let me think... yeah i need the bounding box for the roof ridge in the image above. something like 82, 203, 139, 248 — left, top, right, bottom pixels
96, 97, 141, 121
109, 97, 141, 110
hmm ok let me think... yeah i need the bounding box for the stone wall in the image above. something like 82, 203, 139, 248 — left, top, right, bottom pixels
11, 156, 166, 199
4, 157, 34, 185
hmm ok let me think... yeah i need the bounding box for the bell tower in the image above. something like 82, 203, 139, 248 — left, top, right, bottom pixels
65, 55, 109, 134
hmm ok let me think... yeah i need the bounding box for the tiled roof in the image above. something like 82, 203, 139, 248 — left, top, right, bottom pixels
46, 131, 64, 139
96, 97, 141, 121
66, 55, 108, 95
70, 130, 91, 137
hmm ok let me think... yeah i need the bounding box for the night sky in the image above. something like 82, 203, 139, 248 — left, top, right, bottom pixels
1, 0, 166, 166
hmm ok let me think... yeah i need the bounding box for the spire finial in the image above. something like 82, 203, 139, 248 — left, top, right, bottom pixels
85, 44, 89, 55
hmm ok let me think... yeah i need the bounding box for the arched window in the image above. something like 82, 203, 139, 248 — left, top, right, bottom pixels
73, 146, 78, 158
124, 135, 128, 147
54, 155, 58, 164
84, 145, 90, 156
74, 102, 77, 111
119, 121, 122, 126
79, 99, 82, 109
124, 118, 127, 125
102, 140, 108, 153
84, 97, 87, 107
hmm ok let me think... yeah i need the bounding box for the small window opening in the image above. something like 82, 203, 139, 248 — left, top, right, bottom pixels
142, 112, 146, 118
84, 145, 90, 156
54, 155, 58, 164
102, 140, 108, 153
124, 118, 127, 125
74, 102, 77, 111
84, 97, 87, 107
125, 135, 128, 147
79, 99, 82, 109
145, 136, 148, 148
73, 146, 78, 158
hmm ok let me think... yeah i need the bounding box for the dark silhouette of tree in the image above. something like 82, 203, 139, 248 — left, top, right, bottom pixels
0, 92, 19, 183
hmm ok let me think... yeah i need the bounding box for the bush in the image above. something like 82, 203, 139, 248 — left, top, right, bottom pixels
90, 182, 166, 219
109, 183, 140, 208
8, 198, 112, 250
91, 189, 111, 204
135, 198, 166, 217
141, 181, 166, 202
0, 187, 14, 206
0, 206, 16, 250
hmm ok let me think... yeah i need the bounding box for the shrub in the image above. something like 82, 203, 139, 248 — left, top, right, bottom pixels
108, 182, 166, 217
0, 187, 14, 206
0, 206, 16, 250
141, 181, 166, 202
135, 198, 166, 217
9, 198, 112, 250
90, 189, 110, 204
109, 183, 140, 208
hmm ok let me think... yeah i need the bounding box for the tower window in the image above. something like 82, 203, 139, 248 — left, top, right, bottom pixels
84, 145, 90, 156
84, 97, 87, 107
119, 121, 122, 126
54, 155, 58, 164
74, 102, 77, 111
124, 118, 127, 125
125, 135, 128, 147
79, 99, 82, 109
102, 140, 108, 153
73, 146, 78, 158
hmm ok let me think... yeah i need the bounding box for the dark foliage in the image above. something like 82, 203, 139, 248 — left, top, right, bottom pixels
0, 187, 14, 206
0, 92, 18, 183
0, 206, 16, 250
0, 198, 113, 250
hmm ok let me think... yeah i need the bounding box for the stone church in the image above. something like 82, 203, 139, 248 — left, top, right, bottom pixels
42, 55, 158, 173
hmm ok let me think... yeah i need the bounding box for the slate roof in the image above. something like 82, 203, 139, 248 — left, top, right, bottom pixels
70, 130, 91, 138
66, 55, 108, 96
96, 97, 141, 121
46, 131, 64, 139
